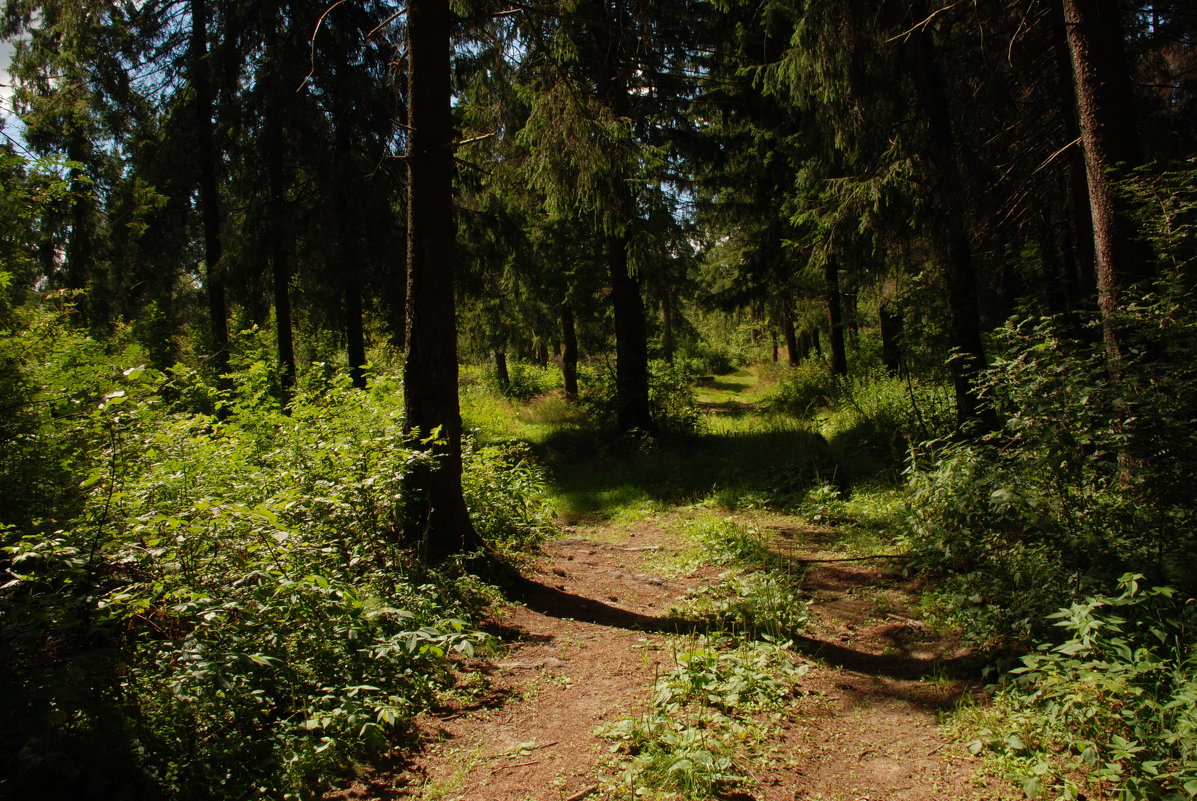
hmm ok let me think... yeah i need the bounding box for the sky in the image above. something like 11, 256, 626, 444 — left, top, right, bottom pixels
1, 39, 15, 132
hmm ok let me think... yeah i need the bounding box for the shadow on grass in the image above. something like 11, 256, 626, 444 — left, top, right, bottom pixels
535, 426, 841, 518
507, 575, 983, 683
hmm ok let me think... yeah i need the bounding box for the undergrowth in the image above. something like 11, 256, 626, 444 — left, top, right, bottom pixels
0, 309, 554, 800
955, 575, 1197, 801
600, 637, 809, 800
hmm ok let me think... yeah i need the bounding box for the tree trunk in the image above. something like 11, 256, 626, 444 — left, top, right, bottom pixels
494, 349, 510, 391
771, 331, 779, 363
661, 289, 675, 364
825, 257, 848, 377
909, 20, 988, 428
1050, 0, 1097, 303
609, 234, 653, 430
1062, 0, 1149, 365
879, 304, 904, 377
266, 65, 296, 390
345, 275, 367, 389
589, 0, 652, 433
561, 302, 579, 400
402, 0, 480, 562
190, 0, 229, 377
781, 301, 800, 367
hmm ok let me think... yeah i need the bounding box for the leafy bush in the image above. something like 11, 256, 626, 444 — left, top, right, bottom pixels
602, 638, 808, 800
968, 575, 1197, 801
764, 359, 840, 416
462, 439, 555, 555
494, 360, 560, 402
0, 314, 553, 799
578, 360, 701, 437
672, 570, 810, 641
907, 305, 1197, 646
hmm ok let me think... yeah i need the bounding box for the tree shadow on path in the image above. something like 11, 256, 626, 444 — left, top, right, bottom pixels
506, 576, 984, 686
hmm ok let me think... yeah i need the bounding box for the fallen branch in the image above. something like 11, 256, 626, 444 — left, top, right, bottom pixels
566, 786, 598, 801
796, 553, 905, 563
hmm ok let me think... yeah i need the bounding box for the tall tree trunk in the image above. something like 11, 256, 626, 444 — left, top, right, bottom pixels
609, 234, 653, 430
661, 289, 675, 364
494, 349, 510, 391
909, 21, 988, 428
825, 257, 848, 377
402, 0, 480, 561
589, 0, 652, 433
190, 0, 229, 377
65, 135, 92, 299
266, 61, 296, 390
345, 272, 367, 389
771, 331, 779, 363
1050, 0, 1098, 303
781, 298, 800, 367
879, 304, 904, 377
1062, 0, 1149, 365
561, 301, 579, 400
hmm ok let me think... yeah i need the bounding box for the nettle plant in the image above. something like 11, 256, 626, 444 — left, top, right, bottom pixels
1, 322, 553, 799
973, 575, 1197, 801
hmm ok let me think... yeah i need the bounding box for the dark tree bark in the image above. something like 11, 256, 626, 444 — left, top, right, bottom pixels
494, 349, 510, 391
402, 0, 481, 562
190, 0, 229, 377
1062, 0, 1150, 364
561, 302, 579, 400
879, 304, 904, 377
1050, 0, 1098, 303
781, 298, 800, 367
825, 257, 848, 377
266, 73, 295, 390
588, 0, 652, 433
771, 331, 779, 363
661, 290, 675, 364
345, 272, 367, 389
908, 20, 988, 428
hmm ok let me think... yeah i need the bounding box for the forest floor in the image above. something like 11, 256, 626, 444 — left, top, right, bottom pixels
332, 369, 1017, 801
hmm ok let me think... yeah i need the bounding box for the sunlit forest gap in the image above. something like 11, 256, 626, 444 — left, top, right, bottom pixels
1, 0, 1195, 799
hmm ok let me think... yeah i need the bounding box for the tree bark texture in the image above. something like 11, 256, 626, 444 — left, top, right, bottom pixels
825, 257, 848, 377
561, 302, 579, 400
190, 0, 229, 377
781, 291, 800, 366
1062, 0, 1149, 365
879, 304, 904, 377
266, 60, 296, 390
494, 349, 510, 391
589, 0, 653, 433
402, 0, 481, 561
908, 20, 988, 428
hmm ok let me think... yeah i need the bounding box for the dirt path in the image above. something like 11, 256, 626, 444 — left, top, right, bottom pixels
333, 514, 1015, 801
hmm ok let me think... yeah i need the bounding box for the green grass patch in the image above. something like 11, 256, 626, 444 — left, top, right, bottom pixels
600, 637, 810, 800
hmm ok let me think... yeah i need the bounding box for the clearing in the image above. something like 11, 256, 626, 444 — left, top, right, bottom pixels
333, 367, 1015, 801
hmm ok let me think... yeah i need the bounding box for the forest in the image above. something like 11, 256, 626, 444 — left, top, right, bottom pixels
1, 0, 1195, 799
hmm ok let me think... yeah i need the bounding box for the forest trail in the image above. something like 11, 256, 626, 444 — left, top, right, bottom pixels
334, 514, 1015, 801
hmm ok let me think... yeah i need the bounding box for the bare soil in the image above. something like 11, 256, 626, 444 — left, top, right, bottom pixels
331, 515, 1016, 801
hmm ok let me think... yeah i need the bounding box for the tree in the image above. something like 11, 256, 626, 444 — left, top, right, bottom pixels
401, 0, 481, 561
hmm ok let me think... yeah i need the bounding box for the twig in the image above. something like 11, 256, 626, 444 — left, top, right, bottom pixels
797, 553, 905, 563
498, 760, 539, 770
565, 786, 598, 801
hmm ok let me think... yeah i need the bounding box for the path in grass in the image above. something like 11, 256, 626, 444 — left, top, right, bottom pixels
335, 368, 1014, 801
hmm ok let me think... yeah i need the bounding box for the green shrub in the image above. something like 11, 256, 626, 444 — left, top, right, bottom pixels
907, 306, 1197, 646
462, 439, 555, 555
578, 359, 701, 437
0, 314, 553, 799
969, 575, 1197, 800
764, 359, 839, 417
602, 638, 808, 800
